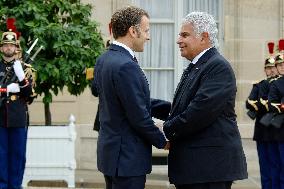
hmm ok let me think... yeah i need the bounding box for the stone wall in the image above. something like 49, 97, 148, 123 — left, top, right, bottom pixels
223, 0, 282, 137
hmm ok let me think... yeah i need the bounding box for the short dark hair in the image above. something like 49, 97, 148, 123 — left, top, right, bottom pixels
111, 6, 149, 39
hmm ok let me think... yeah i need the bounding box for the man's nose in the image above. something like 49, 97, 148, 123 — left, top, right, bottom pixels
176, 36, 182, 44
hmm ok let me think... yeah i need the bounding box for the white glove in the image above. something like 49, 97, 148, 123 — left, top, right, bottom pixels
7, 83, 20, 95
13, 60, 25, 82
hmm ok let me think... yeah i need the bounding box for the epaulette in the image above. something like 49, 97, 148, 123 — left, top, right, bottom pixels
271, 103, 281, 113
24, 63, 32, 68
252, 78, 266, 85
269, 75, 282, 83
260, 98, 269, 111
252, 80, 261, 85
247, 99, 259, 111
23, 63, 37, 86
24, 63, 37, 72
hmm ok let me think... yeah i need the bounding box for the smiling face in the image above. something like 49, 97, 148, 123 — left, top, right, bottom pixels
176, 23, 209, 61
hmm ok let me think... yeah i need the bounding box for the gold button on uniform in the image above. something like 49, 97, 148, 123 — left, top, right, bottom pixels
10, 95, 17, 101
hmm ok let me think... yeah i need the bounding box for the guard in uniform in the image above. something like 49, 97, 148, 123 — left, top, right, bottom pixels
246, 42, 279, 189
267, 39, 284, 189
0, 30, 34, 189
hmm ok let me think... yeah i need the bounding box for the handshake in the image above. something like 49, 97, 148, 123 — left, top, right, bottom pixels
280, 97, 284, 112
155, 119, 170, 150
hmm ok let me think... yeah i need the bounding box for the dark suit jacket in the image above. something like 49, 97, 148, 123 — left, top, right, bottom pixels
163, 48, 247, 184
91, 44, 167, 177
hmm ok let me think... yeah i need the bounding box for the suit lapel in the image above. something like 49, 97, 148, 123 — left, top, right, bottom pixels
170, 48, 218, 115
172, 63, 194, 106
171, 64, 198, 114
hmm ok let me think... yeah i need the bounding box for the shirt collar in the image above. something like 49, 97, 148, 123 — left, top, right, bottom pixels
112, 40, 135, 58
191, 47, 212, 65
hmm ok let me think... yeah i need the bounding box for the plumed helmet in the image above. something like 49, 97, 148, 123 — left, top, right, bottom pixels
1, 18, 21, 46
265, 42, 275, 68
275, 39, 284, 65
1, 30, 17, 45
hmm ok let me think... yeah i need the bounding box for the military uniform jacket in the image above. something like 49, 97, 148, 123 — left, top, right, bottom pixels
268, 76, 284, 141
246, 79, 277, 141
163, 48, 247, 184
91, 44, 167, 177
0, 59, 33, 128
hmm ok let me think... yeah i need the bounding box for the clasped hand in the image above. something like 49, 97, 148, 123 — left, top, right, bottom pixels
155, 119, 170, 150
7, 83, 20, 94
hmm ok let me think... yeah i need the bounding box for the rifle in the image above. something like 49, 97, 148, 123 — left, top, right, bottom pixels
23, 38, 38, 63
10, 39, 42, 81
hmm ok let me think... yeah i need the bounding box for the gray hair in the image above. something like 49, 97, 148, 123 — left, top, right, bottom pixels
183, 11, 219, 48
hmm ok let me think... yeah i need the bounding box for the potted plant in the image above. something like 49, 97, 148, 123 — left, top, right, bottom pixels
0, 0, 105, 125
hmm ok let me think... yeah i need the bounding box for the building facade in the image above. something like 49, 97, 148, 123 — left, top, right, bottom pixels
29, 0, 283, 140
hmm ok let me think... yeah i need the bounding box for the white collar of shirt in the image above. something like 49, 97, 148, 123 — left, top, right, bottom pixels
191, 47, 212, 65
113, 40, 135, 58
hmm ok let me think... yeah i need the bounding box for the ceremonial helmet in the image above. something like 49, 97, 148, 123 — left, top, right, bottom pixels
1, 30, 17, 45
274, 39, 284, 65
1, 18, 19, 45
265, 42, 275, 68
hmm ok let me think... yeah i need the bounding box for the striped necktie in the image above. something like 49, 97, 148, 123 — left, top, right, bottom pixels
174, 63, 195, 98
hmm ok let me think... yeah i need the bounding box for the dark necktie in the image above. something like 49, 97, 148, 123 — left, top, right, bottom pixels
173, 63, 195, 100
180, 63, 194, 84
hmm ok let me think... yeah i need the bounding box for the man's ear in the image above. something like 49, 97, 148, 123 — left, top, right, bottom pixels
129, 26, 137, 38
201, 32, 209, 42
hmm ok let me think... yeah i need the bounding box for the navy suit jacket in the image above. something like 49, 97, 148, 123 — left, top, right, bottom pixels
163, 48, 247, 184
92, 44, 167, 177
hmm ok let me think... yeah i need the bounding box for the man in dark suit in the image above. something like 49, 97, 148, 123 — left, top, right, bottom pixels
163, 11, 248, 189
91, 6, 169, 189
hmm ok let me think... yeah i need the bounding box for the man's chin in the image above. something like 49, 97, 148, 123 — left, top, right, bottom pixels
180, 52, 187, 58
134, 48, 143, 53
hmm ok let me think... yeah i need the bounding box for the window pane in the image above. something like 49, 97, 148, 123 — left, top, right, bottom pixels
183, 0, 220, 20
144, 70, 174, 101
137, 23, 174, 68
132, 0, 173, 19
